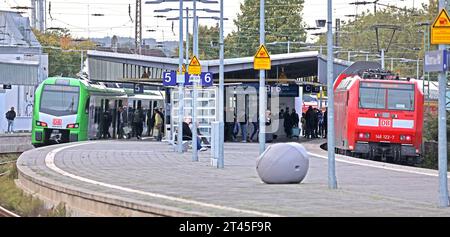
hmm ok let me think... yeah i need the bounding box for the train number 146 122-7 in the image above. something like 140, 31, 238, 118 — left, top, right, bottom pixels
375, 134, 395, 140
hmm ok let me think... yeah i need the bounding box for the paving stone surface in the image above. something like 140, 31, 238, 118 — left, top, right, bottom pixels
17, 139, 450, 216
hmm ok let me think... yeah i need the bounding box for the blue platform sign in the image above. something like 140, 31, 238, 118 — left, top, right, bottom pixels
424, 50, 448, 72
134, 84, 144, 94
163, 71, 213, 87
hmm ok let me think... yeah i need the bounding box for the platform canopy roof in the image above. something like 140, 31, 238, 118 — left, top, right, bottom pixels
87, 49, 352, 85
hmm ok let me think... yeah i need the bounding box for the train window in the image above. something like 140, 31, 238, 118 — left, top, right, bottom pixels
40, 85, 80, 116
359, 88, 386, 109
387, 89, 414, 111
85, 97, 90, 114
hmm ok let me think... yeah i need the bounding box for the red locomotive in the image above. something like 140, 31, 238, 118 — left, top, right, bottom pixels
333, 62, 424, 163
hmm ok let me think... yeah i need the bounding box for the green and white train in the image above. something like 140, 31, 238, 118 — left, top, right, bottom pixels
32, 77, 164, 146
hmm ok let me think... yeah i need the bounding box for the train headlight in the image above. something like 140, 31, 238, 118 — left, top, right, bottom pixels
36, 121, 48, 127
67, 123, 79, 129
358, 133, 370, 139
400, 135, 412, 141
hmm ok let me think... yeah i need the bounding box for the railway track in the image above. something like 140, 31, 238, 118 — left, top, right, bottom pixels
0, 155, 20, 217
0, 205, 20, 217
320, 143, 421, 166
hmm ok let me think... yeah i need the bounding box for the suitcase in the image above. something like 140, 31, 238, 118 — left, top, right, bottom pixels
292, 127, 300, 138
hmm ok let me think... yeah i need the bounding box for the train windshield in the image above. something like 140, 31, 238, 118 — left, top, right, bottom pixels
40, 85, 80, 116
359, 82, 414, 111
359, 88, 386, 109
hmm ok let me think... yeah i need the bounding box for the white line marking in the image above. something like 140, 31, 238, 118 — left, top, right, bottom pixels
45, 142, 280, 217
308, 152, 446, 178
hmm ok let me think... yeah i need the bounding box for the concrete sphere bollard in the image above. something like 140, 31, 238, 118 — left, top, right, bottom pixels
256, 143, 310, 184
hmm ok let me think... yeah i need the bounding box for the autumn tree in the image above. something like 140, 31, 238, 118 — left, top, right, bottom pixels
33, 28, 97, 77
314, 0, 441, 77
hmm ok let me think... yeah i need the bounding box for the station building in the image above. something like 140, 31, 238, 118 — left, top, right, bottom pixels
0, 11, 48, 133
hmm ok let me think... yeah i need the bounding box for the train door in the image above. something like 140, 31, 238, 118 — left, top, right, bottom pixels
87, 96, 104, 139
87, 95, 98, 139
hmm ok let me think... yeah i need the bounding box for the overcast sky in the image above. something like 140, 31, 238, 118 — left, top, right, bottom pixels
1, 0, 427, 42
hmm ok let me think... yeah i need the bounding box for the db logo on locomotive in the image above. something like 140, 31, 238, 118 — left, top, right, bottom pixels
380, 119, 392, 127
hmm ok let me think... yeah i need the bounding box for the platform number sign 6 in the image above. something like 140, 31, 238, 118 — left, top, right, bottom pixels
203, 73, 212, 84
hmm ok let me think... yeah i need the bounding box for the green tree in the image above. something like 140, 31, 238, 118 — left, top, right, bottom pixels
225, 0, 307, 58
34, 28, 96, 77
314, 0, 441, 78
187, 24, 220, 60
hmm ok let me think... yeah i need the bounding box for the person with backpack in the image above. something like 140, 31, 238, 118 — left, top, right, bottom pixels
133, 107, 144, 139
5, 107, 16, 134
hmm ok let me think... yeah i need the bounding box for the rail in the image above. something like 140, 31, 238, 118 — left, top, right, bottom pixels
0, 205, 20, 217
0, 160, 16, 177
0, 156, 20, 217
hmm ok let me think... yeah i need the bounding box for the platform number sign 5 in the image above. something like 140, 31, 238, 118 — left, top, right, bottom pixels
164, 73, 172, 83
380, 119, 392, 127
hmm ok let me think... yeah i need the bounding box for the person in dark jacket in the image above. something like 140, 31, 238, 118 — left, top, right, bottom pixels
182, 121, 192, 140
147, 110, 155, 137
101, 109, 112, 139
133, 107, 144, 139
291, 109, 300, 128
305, 106, 315, 139
117, 106, 127, 139
5, 107, 16, 134
283, 107, 292, 138
323, 108, 328, 138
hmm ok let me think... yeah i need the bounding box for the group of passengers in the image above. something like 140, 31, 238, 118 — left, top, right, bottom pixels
100, 106, 165, 141
226, 110, 272, 142
279, 107, 300, 139
301, 106, 327, 139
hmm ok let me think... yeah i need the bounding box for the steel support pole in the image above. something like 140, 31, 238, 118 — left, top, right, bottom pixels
218, 0, 225, 168
80, 50, 83, 73
327, 0, 337, 189
438, 0, 449, 208
31, 0, 36, 28
193, 1, 198, 55
192, 1, 198, 162
381, 48, 385, 69
178, 0, 184, 153
259, 0, 266, 155
416, 58, 419, 79
287, 41, 290, 54
185, 8, 189, 64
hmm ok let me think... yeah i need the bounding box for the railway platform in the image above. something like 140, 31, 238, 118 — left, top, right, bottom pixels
16, 139, 450, 216
0, 133, 33, 154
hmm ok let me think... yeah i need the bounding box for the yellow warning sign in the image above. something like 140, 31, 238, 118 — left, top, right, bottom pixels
254, 44, 271, 70
177, 64, 187, 74
188, 56, 201, 75
431, 9, 450, 44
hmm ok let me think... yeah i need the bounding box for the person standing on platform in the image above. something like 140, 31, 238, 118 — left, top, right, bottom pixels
5, 107, 16, 134
284, 107, 292, 138
153, 108, 163, 141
